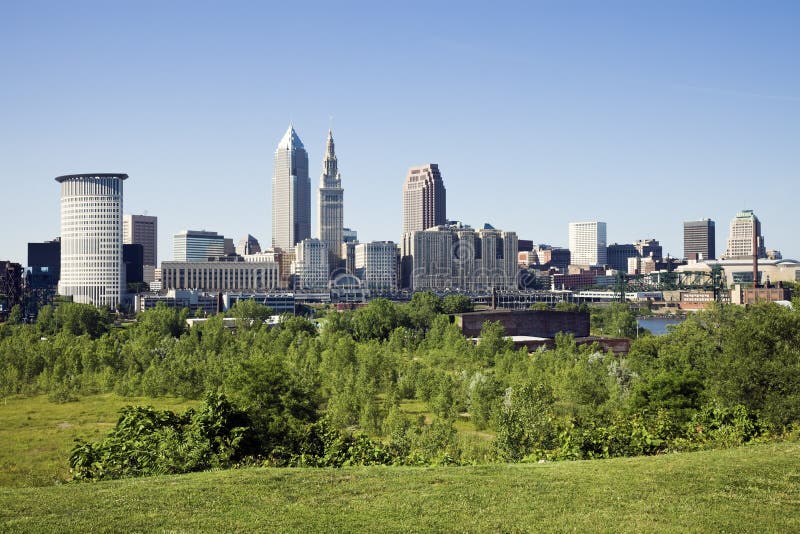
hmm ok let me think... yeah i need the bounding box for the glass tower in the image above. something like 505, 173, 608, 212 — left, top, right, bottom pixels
272, 125, 310, 250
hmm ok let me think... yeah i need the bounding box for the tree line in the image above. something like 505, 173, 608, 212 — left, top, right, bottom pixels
1, 294, 798, 480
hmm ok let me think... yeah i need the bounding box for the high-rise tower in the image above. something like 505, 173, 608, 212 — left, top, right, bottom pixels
568, 221, 607, 267
56, 173, 127, 307
272, 124, 311, 250
123, 214, 157, 267
402, 164, 446, 235
723, 210, 766, 259
318, 130, 344, 264
683, 219, 715, 260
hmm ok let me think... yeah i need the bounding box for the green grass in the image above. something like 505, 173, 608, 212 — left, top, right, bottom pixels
1, 441, 798, 532
0, 394, 197, 487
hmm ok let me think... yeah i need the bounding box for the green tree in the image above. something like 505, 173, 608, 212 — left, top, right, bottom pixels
227, 300, 273, 324
442, 294, 474, 314
6, 304, 23, 325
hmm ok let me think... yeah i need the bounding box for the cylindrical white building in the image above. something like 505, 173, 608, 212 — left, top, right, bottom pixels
56, 173, 127, 307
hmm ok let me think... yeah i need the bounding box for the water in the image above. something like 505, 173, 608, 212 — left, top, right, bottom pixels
637, 317, 685, 336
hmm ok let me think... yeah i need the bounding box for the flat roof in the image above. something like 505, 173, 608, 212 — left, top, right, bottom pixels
55, 173, 128, 183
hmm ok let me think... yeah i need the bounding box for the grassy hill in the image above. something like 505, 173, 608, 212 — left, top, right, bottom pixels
0, 394, 197, 487
2, 441, 798, 532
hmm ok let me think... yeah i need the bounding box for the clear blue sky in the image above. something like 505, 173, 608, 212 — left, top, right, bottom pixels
1, 0, 798, 265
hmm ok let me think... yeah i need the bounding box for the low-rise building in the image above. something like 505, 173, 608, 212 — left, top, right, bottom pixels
161, 256, 279, 292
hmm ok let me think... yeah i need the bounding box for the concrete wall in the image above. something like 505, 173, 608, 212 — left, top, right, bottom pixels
455, 309, 590, 338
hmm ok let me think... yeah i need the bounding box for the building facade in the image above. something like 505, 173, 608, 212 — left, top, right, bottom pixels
683, 219, 715, 261
401, 224, 518, 291
355, 241, 398, 291
56, 173, 126, 307
568, 221, 607, 267
291, 238, 329, 291
123, 214, 157, 268
161, 257, 279, 292
273, 125, 311, 250
0, 261, 23, 314
343, 228, 358, 243
634, 239, 662, 260
402, 164, 446, 235
723, 210, 766, 260
236, 234, 262, 256
606, 244, 639, 273
122, 244, 144, 285
26, 239, 61, 289
318, 130, 344, 265
173, 230, 225, 262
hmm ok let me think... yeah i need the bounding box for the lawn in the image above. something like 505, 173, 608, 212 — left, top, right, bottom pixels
0, 394, 197, 487
1, 441, 798, 532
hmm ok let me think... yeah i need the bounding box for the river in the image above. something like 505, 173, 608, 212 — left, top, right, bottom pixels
636, 317, 685, 336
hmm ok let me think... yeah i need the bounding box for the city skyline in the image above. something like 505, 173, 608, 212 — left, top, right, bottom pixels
2, 2, 799, 265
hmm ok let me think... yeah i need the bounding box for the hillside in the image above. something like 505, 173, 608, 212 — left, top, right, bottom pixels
2, 441, 798, 532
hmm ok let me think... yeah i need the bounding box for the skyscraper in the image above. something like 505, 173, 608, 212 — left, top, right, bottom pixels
723, 210, 766, 259
123, 214, 157, 267
318, 130, 344, 263
683, 219, 715, 260
273, 124, 310, 250
56, 173, 127, 307
568, 221, 607, 267
402, 164, 446, 235
173, 230, 225, 262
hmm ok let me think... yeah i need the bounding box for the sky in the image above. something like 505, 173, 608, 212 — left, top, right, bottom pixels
1, 0, 798, 265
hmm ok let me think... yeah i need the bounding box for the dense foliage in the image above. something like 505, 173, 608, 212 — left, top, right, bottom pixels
1, 295, 799, 479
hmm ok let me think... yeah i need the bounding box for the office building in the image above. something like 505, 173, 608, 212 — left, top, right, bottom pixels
568, 221, 607, 267
224, 238, 235, 256
343, 228, 358, 243
401, 228, 452, 290
56, 173, 126, 307
536, 245, 571, 272
273, 124, 311, 250
683, 219, 715, 261
342, 242, 357, 275
291, 238, 329, 291
123, 214, 157, 268
0, 261, 23, 314
236, 234, 262, 256
318, 130, 344, 264
723, 210, 766, 260
402, 164, 446, 234
634, 239, 662, 261
161, 256, 279, 292
135, 289, 218, 316
122, 244, 144, 285
26, 239, 61, 289
607, 244, 639, 273
400, 224, 518, 291
173, 230, 225, 262
355, 241, 398, 291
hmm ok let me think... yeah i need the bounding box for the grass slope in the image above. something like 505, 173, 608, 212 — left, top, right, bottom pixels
2, 441, 799, 532
0, 394, 197, 487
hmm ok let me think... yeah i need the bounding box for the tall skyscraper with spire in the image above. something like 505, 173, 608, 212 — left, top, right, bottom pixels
272, 125, 311, 250
318, 129, 344, 264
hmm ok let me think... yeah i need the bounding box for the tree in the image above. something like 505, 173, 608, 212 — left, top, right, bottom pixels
407, 292, 443, 331
351, 299, 404, 341
227, 300, 273, 325
6, 304, 23, 325
495, 382, 559, 461
442, 294, 474, 314
477, 321, 513, 365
